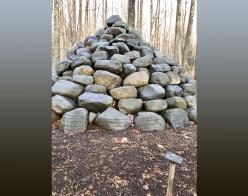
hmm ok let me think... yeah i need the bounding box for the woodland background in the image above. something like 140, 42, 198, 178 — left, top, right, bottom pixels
52, 0, 197, 78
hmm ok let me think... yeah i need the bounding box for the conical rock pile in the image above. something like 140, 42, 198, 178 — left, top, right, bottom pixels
52, 15, 197, 132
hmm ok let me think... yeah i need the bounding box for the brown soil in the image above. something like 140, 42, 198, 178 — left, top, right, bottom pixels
52, 123, 197, 196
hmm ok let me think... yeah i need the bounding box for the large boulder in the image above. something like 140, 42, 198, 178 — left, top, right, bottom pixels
85, 84, 107, 94
110, 86, 137, 100
133, 56, 153, 68
166, 96, 187, 109
124, 51, 141, 61
150, 72, 170, 86
134, 112, 166, 131
93, 70, 122, 90
73, 75, 94, 85
94, 59, 122, 74
184, 95, 197, 108
78, 92, 113, 113
118, 98, 143, 114
144, 99, 168, 112
112, 42, 130, 54
110, 54, 130, 64
55, 59, 73, 76
52, 80, 84, 99
73, 65, 94, 76
95, 108, 131, 131
91, 51, 109, 63
61, 108, 88, 133
162, 108, 189, 129
150, 63, 171, 73
123, 71, 149, 87
52, 95, 75, 114
106, 15, 123, 26
165, 85, 183, 98
138, 84, 165, 100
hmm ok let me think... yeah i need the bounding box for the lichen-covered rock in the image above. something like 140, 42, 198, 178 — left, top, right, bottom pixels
166, 96, 187, 109
95, 59, 122, 74
138, 84, 165, 100
167, 71, 181, 84
184, 95, 197, 108
61, 108, 88, 133
144, 99, 167, 112
85, 84, 107, 94
134, 112, 166, 131
150, 72, 170, 86
93, 70, 122, 90
123, 71, 149, 87
78, 92, 113, 113
110, 54, 130, 64
73, 65, 94, 76
92, 51, 109, 63
133, 56, 153, 68
118, 98, 143, 114
52, 95, 75, 114
150, 63, 171, 73
95, 108, 131, 131
165, 85, 183, 98
110, 86, 137, 100
52, 80, 84, 99
162, 108, 189, 129
124, 50, 141, 61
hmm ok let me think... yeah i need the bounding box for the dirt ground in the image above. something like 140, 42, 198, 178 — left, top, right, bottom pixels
52, 123, 197, 196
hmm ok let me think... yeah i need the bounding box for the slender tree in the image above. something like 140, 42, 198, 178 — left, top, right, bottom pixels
128, 0, 136, 28
78, 0, 83, 38
139, 0, 143, 35
175, 0, 183, 64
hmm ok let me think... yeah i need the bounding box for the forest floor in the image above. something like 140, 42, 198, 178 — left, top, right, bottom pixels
52, 123, 197, 196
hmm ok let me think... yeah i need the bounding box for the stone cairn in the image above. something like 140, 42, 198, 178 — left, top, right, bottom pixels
52, 15, 197, 132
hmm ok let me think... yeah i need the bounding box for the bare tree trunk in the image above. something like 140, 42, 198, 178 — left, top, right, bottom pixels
78, 0, 82, 38
93, 0, 97, 30
175, 0, 183, 65
104, 0, 108, 22
128, 0, 136, 28
139, 0, 143, 35
183, 0, 195, 66
150, 0, 153, 42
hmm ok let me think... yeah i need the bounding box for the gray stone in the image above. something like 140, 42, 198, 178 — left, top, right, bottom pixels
112, 21, 130, 30
122, 64, 136, 76
52, 71, 59, 85
95, 28, 105, 38
150, 64, 171, 72
92, 51, 109, 63
110, 86, 137, 100
52, 80, 84, 99
55, 59, 73, 75
134, 112, 166, 131
187, 107, 197, 123
100, 34, 113, 41
62, 70, 73, 77
166, 96, 187, 109
171, 65, 180, 74
181, 80, 197, 96
162, 108, 189, 129
110, 54, 130, 64
144, 99, 168, 112
106, 15, 123, 26
93, 70, 122, 90
112, 42, 130, 54
58, 76, 74, 82
150, 72, 170, 86
96, 45, 119, 57
118, 98, 143, 114
73, 75, 94, 85
138, 68, 149, 74
95, 108, 131, 131
73, 65, 94, 76
92, 41, 109, 51
89, 112, 97, 125
116, 33, 136, 41
71, 56, 92, 68
184, 95, 197, 108
85, 84, 107, 94
76, 49, 92, 59
123, 71, 149, 87
154, 50, 163, 58
109, 37, 126, 45
141, 47, 154, 58
78, 92, 113, 113
124, 51, 141, 61
52, 95, 75, 114
165, 85, 183, 98
95, 59, 122, 74
61, 108, 88, 133
105, 27, 126, 36
133, 56, 153, 68
154, 57, 169, 64
167, 71, 181, 84
138, 84, 165, 100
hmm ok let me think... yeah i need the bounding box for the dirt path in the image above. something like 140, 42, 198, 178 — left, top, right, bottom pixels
52, 123, 197, 196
